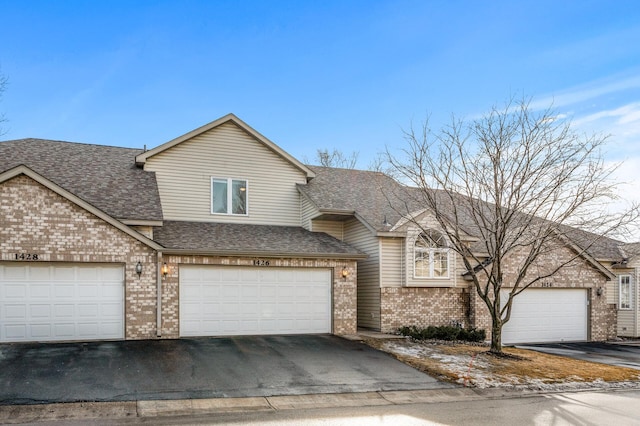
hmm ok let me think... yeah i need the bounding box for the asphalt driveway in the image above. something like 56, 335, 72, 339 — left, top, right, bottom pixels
0, 334, 450, 405
518, 341, 640, 370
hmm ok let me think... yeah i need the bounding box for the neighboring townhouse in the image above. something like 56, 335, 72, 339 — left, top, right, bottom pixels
610, 243, 640, 338
299, 166, 632, 344
0, 113, 635, 344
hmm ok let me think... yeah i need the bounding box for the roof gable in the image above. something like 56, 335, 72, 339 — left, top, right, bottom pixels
0, 138, 163, 222
135, 113, 315, 179
0, 165, 162, 250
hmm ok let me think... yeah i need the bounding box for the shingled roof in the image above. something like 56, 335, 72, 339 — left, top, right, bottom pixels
154, 221, 367, 258
0, 138, 162, 221
299, 166, 405, 232
300, 165, 626, 262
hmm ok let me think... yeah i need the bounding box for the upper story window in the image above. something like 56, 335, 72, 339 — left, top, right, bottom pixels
211, 178, 248, 215
414, 229, 449, 278
619, 275, 632, 310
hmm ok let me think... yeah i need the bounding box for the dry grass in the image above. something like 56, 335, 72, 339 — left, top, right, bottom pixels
365, 339, 640, 386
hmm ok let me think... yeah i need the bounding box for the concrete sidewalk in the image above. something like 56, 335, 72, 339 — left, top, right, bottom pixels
6, 385, 640, 424
0, 387, 540, 424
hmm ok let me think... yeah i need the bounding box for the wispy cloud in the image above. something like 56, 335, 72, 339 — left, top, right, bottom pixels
573, 102, 640, 127
530, 73, 640, 111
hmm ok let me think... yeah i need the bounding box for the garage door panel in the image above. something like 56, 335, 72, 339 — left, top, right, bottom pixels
4, 305, 26, 320
52, 267, 75, 281
55, 284, 75, 298
221, 269, 241, 281
30, 285, 51, 298
77, 323, 99, 336
30, 304, 51, 319
78, 304, 99, 318
4, 265, 27, 280
4, 284, 27, 298
55, 305, 74, 318
101, 283, 123, 298
5, 325, 26, 339
180, 266, 331, 337
0, 263, 124, 342
32, 324, 53, 338
502, 289, 587, 344
78, 285, 99, 298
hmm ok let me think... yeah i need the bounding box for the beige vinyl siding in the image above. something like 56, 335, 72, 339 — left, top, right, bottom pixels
636, 267, 640, 337
343, 218, 380, 329
615, 267, 639, 337
300, 195, 318, 230
605, 267, 621, 305
380, 238, 404, 287
145, 122, 307, 225
312, 220, 344, 240
618, 310, 636, 337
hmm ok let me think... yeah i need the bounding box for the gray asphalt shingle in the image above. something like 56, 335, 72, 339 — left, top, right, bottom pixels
300, 165, 626, 261
0, 138, 163, 221
154, 221, 366, 257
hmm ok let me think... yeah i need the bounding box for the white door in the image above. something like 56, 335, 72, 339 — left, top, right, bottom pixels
502, 288, 588, 344
180, 266, 332, 336
0, 263, 125, 342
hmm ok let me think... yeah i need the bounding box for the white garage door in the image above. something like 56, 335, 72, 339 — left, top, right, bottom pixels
0, 263, 124, 342
502, 288, 588, 344
180, 266, 332, 337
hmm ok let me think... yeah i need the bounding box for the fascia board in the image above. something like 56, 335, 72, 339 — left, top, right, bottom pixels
162, 249, 368, 260
135, 113, 315, 178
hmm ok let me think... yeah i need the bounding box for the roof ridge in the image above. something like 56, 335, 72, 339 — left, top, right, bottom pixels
0, 138, 144, 151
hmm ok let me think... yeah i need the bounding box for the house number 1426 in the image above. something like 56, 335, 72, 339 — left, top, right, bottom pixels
253, 259, 270, 266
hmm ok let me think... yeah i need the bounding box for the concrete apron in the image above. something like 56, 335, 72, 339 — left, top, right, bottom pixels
0, 388, 490, 424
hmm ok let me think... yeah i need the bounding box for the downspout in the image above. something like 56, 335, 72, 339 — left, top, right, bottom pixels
157, 252, 163, 337
635, 267, 639, 338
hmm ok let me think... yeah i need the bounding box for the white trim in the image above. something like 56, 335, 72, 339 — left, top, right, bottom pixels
412, 230, 451, 279
135, 113, 315, 178
210, 177, 249, 216
619, 274, 633, 310
413, 248, 450, 279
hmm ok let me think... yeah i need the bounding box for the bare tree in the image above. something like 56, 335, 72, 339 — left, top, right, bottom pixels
0, 68, 7, 136
385, 97, 638, 354
313, 148, 359, 169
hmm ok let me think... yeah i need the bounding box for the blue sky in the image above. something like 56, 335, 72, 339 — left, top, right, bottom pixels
1, 0, 640, 198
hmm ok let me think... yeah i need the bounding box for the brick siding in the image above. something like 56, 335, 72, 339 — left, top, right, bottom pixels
468, 242, 617, 341
0, 175, 158, 339
379, 287, 469, 333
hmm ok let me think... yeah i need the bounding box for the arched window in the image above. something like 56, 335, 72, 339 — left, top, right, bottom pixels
414, 230, 449, 278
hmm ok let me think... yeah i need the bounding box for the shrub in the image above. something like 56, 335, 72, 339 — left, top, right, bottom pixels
397, 325, 486, 342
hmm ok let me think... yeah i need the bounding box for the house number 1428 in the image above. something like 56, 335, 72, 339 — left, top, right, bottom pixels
15, 253, 39, 260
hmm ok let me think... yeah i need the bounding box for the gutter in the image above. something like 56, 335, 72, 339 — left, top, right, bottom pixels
156, 252, 163, 337
632, 267, 640, 336
161, 249, 368, 260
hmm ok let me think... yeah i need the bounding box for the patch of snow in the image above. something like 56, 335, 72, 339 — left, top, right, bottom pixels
376, 339, 640, 391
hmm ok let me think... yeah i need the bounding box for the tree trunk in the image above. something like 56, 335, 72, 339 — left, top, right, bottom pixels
490, 317, 503, 353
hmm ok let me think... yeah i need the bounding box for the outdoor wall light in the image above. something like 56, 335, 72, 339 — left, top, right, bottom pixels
135, 261, 143, 278
341, 267, 349, 280
162, 262, 169, 278
596, 287, 603, 297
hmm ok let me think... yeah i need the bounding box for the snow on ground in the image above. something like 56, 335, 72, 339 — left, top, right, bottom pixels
378, 339, 640, 391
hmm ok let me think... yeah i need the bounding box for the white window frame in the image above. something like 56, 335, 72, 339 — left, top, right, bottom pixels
413, 231, 450, 279
619, 275, 632, 310
210, 177, 248, 216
